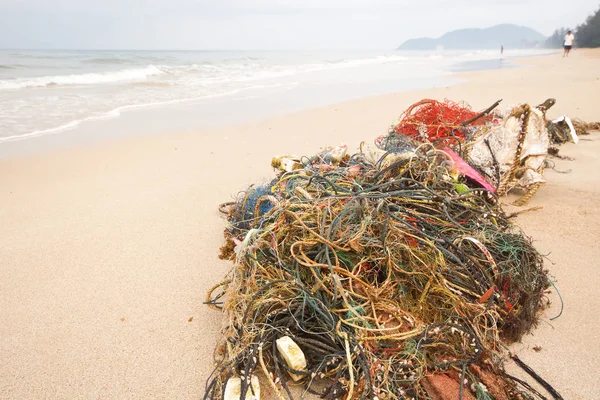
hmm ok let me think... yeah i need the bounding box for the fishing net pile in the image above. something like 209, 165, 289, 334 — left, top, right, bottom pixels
205, 135, 555, 399
382, 98, 599, 207
378, 99, 555, 206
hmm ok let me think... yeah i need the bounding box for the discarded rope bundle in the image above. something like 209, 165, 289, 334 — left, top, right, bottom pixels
546, 115, 599, 144
206, 140, 553, 400
572, 119, 600, 135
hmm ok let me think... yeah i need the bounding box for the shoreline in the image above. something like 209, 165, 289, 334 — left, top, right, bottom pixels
0, 50, 553, 159
1, 49, 599, 399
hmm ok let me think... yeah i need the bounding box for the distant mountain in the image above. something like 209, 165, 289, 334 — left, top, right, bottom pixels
398, 24, 546, 50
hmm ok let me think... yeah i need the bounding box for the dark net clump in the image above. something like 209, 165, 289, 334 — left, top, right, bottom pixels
207, 140, 551, 400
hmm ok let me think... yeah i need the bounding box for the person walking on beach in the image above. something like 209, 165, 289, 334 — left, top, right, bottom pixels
563, 30, 574, 57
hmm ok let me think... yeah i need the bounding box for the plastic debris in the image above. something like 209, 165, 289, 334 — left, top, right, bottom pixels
276, 336, 308, 381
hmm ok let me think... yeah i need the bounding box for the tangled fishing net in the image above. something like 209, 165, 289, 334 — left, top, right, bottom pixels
378, 99, 495, 147
205, 134, 555, 399
380, 98, 562, 206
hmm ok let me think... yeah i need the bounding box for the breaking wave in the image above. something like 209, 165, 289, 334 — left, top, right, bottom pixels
0, 65, 165, 90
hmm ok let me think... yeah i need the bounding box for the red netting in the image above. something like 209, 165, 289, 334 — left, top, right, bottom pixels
389, 99, 491, 144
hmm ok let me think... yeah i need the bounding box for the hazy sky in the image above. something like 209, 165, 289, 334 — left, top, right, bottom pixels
0, 0, 598, 50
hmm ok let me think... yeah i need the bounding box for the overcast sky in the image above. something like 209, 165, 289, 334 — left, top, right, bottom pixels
0, 0, 598, 50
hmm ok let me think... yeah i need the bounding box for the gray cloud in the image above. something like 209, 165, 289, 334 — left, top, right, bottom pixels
0, 0, 597, 49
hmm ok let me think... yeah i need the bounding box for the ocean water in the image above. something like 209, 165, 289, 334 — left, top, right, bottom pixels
0, 49, 554, 142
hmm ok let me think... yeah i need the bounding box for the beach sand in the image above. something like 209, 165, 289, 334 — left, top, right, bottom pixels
1, 50, 599, 399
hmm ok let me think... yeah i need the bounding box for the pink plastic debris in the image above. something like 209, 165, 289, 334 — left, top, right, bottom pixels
442, 147, 496, 193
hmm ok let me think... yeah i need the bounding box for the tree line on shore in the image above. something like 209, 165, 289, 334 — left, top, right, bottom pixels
545, 6, 600, 48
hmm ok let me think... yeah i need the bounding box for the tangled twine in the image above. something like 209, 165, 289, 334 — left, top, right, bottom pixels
206, 139, 553, 400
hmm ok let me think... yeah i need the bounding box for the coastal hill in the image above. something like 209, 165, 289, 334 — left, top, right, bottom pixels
398, 24, 546, 50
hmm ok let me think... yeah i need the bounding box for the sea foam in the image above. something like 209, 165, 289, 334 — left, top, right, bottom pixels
0, 65, 164, 90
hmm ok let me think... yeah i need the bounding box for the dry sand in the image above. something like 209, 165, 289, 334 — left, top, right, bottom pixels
1, 49, 599, 399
